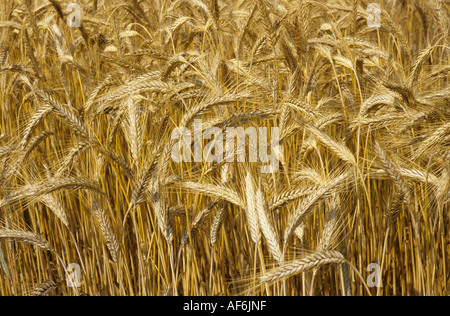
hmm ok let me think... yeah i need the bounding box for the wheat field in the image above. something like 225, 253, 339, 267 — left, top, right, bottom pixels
0, 0, 448, 296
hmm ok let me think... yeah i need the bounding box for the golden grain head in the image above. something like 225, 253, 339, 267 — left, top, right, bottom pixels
0, 0, 448, 297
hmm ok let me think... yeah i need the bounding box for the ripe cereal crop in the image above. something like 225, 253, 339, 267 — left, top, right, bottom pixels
0, 0, 448, 296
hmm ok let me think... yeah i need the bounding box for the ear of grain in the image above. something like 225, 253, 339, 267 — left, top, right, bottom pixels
244, 171, 261, 244
39, 195, 69, 228
305, 123, 357, 167
408, 45, 436, 88
2, 131, 54, 181
0, 246, 10, 278
29, 280, 57, 296
258, 0, 276, 47
0, 145, 13, 158
269, 186, 319, 212
215, 110, 280, 129
85, 74, 117, 116
20, 105, 52, 150
291, 168, 323, 185
386, 191, 405, 223
55, 142, 89, 178
161, 55, 187, 81
282, 97, 316, 119
94, 143, 134, 178
437, 161, 450, 207
210, 201, 227, 247
150, 182, 173, 244
374, 140, 412, 207
157, 94, 252, 179
0, 177, 105, 208
125, 97, 143, 164
359, 95, 396, 117
129, 152, 160, 209
35, 90, 88, 137
182, 199, 220, 246
92, 199, 119, 263
0, 229, 53, 252
414, 122, 450, 159
318, 195, 340, 251
256, 182, 283, 263
48, 0, 64, 20
95, 80, 180, 115
237, 3, 257, 57
284, 173, 348, 244
176, 180, 245, 210
259, 250, 346, 283
211, 164, 231, 247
